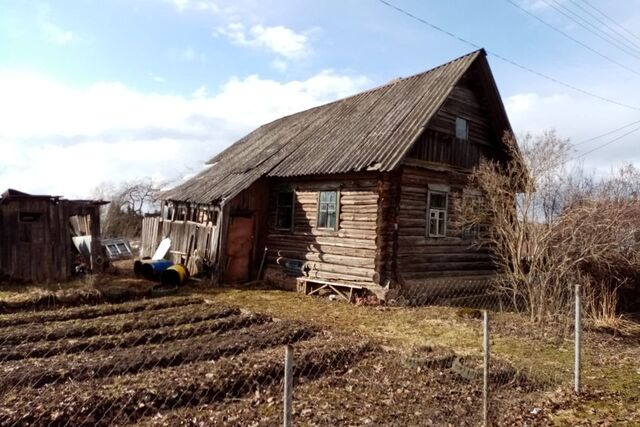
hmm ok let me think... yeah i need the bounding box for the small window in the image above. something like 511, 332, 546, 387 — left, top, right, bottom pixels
455, 117, 469, 140
317, 190, 338, 230
19, 212, 42, 223
18, 212, 43, 243
462, 224, 480, 240
427, 191, 447, 237
275, 191, 295, 230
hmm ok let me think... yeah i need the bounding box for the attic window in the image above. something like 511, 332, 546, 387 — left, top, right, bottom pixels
455, 117, 469, 140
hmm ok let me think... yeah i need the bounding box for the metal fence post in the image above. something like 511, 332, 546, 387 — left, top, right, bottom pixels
483, 310, 490, 427
284, 344, 293, 427
575, 284, 581, 394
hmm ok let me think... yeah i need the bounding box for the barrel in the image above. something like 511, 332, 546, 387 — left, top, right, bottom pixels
160, 264, 189, 287
140, 259, 173, 281
133, 260, 144, 277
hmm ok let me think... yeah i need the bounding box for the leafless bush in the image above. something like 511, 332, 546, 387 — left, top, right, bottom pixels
456, 131, 640, 324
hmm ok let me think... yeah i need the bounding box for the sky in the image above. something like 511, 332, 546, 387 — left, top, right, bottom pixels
1, 0, 640, 198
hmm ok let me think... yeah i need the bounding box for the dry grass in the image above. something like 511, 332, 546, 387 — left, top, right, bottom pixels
186, 283, 640, 424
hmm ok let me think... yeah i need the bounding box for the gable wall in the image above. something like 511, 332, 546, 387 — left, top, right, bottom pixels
394, 166, 495, 284
407, 76, 502, 169
388, 71, 503, 293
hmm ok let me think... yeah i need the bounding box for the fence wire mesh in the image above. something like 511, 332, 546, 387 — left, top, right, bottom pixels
0, 276, 637, 426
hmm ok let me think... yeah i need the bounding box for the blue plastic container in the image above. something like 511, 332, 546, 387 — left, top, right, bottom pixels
140, 259, 173, 281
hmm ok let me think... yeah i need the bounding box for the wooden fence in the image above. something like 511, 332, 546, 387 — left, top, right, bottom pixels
141, 217, 218, 275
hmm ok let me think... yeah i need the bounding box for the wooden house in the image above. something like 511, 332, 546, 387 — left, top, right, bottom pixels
154, 49, 518, 300
0, 189, 107, 282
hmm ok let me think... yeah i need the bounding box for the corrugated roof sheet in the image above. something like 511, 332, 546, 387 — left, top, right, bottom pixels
163, 49, 486, 205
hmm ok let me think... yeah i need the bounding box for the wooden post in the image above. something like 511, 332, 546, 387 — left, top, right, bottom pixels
216, 203, 231, 284
483, 310, 490, 427
89, 206, 102, 273
284, 345, 293, 427
575, 284, 582, 394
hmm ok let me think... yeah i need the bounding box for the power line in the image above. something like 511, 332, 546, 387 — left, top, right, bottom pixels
578, 0, 640, 44
567, 0, 640, 54
540, 0, 640, 60
373, 0, 640, 112
574, 119, 640, 146
505, 0, 640, 78
572, 124, 640, 159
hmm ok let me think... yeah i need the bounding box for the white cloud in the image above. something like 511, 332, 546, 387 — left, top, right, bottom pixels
166, 0, 219, 13
40, 21, 75, 45
271, 58, 288, 72
149, 73, 166, 83
216, 22, 311, 59
171, 46, 207, 63
0, 70, 370, 198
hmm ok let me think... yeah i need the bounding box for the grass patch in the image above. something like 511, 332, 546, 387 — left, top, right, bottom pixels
188, 284, 640, 424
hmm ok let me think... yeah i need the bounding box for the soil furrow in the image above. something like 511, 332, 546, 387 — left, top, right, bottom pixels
0, 304, 239, 345
0, 296, 205, 328
0, 337, 373, 427
0, 313, 271, 361
0, 320, 315, 390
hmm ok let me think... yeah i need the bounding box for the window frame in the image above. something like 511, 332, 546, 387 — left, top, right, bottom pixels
461, 189, 483, 240
455, 116, 469, 141
275, 190, 296, 231
316, 189, 339, 231
18, 211, 44, 244
427, 190, 448, 238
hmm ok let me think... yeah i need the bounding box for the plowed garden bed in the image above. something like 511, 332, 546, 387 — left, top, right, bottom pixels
0, 286, 625, 426
0, 296, 375, 427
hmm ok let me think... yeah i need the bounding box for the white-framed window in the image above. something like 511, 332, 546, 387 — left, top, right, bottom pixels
427, 191, 448, 237
317, 190, 338, 230
275, 190, 295, 231
455, 117, 469, 140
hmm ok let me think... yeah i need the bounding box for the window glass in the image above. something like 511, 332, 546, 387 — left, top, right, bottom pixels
318, 190, 338, 229
276, 191, 295, 230
427, 191, 447, 237
455, 117, 469, 140
429, 193, 447, 209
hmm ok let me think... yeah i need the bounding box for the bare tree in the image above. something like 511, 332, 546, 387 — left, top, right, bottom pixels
456, 131, 640, 324
91, 179, 162, 238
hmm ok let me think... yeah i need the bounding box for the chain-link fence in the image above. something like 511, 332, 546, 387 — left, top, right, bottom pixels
0, 279, 636, 426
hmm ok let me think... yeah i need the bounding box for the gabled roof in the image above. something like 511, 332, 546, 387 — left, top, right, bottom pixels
164, 49, 512, 205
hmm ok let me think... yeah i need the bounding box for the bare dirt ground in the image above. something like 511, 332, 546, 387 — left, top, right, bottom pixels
0, 270, 637, 426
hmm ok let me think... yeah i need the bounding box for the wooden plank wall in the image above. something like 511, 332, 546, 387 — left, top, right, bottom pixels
0, 199, 71, 282
407, 82, 499, 168
225, 180, 269, 281
140, 216, 217, 267
395, 166, 495, 287
264, 174, 380, 287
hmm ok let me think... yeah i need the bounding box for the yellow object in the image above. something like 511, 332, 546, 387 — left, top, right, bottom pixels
161, 264, 189, 286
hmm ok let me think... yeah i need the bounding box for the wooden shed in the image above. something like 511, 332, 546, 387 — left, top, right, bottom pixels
0, 189, 107, 283
154, 49, 519, 300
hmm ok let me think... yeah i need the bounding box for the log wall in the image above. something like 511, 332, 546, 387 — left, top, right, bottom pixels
263, 174, 380, 289
395, 166, 495, 288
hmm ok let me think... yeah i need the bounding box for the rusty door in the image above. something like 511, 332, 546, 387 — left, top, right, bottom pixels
225, 215, 254, 283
